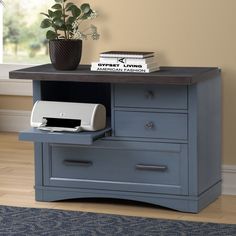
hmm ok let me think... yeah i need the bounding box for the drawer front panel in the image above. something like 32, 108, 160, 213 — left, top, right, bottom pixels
114, 111, 187, 140
114, 84, 187, 109
44, 142, 188, 195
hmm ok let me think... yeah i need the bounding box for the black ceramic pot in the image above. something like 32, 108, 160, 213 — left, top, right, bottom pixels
49, 39, 82, 70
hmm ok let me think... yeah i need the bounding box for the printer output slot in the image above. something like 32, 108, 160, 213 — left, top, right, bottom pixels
42, 117, 81, 128
39, 117, 82, 133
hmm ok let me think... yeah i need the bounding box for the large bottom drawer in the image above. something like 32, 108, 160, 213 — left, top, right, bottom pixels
43, 141, 188, 195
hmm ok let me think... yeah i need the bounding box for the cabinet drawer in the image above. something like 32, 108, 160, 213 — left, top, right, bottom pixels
114, 111, 187, 140
43, 142, 188, 195
114, 84, 187, 109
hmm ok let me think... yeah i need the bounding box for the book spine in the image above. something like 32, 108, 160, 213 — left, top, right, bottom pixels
91, 62, 157, 70
100, 54, 150, 59
91, 66, 159, 73
99, 57, 155, 64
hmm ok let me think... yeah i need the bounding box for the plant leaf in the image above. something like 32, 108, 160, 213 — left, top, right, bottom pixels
40, 12, 49, 18
66, 16, 76, 25
46, 30, 58, 40
52, 10, 62, 19
65, 2, 74, 10
48, 10, 54, 18
52, 4, 62, 10
66, 24, 73, 31
81, 3, 90, 14
54, 0, 62, 3
53, 18, 64, 27
80, 9, 93, 20
40, 19, 52, 28
68, 5, 81, 17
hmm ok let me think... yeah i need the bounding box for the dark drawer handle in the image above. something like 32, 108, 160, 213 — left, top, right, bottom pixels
63, 160, 93, 167
145, 90, 155, 99
145, 121, 155, 129
136, 164, 167, 171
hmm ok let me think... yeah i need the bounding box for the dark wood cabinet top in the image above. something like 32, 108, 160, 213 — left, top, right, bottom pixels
9, 64, 220, 85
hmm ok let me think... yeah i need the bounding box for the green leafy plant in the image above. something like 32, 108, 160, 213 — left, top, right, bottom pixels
40, 0, 99, 40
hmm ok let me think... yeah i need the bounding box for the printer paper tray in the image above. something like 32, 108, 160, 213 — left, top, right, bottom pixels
19, 127, 111, 145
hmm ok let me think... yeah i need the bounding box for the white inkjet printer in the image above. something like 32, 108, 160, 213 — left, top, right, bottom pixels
31, 101, 106, 132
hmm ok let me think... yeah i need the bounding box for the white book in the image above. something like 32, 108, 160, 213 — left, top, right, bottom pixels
100, 51, 154, 59
99, 57, 156, 64
91, 66, 160, 73
91, 62, 159, 70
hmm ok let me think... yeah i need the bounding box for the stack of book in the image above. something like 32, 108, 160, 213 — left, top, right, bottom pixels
91, 51, 160, 73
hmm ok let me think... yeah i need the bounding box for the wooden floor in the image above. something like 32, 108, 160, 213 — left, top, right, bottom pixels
0, 132, 236, 224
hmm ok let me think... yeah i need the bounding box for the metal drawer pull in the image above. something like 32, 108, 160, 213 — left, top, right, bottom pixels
136, 164, 167, 171
145, 90, 154, 99
145, 121, 155, 129
63, 160, 93, 167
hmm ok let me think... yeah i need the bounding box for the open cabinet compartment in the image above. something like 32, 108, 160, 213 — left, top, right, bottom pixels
19, 81, 112, 145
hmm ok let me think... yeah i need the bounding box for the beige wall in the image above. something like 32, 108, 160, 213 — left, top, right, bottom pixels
0, 96, 32, 110
2, 0, 236, 165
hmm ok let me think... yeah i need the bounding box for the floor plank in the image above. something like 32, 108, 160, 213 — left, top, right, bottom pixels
0, 132, 235, 224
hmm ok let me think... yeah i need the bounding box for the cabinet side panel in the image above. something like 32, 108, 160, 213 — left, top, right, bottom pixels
34, 142, 43, 186
32, 81, 42, 103
196, 74, 221, 194
188, 85, 198, 195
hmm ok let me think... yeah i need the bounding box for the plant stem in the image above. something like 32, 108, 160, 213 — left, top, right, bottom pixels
62, 1, 68, 39
56, 29, 59, 40
51, 18, 59, 40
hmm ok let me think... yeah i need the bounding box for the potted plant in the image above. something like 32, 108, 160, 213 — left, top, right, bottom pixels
40, 0, 99, 70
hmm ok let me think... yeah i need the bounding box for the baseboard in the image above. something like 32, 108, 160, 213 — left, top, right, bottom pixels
0, 109, 31, 132
0, 109, 235, 195
222, 165, 236, 195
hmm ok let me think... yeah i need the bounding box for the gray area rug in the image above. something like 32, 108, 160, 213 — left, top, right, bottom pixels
0, 205, 235, 236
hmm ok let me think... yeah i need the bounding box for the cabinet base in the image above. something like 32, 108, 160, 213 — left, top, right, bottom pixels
35, 181, 221, 213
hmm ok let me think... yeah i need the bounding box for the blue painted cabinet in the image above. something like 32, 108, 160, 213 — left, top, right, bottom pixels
10, 65, 221, 213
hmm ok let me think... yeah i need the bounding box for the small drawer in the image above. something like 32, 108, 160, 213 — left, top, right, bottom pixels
43, 141, 188, 195
114, 84, 187, 109
114, 111, 187, 140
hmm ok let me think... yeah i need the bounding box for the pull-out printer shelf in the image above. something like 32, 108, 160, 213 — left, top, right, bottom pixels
9, 64, 221, 213
20, 127, 111, 145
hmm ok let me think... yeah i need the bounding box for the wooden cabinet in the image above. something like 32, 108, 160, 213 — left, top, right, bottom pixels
9, 65, 221, 213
